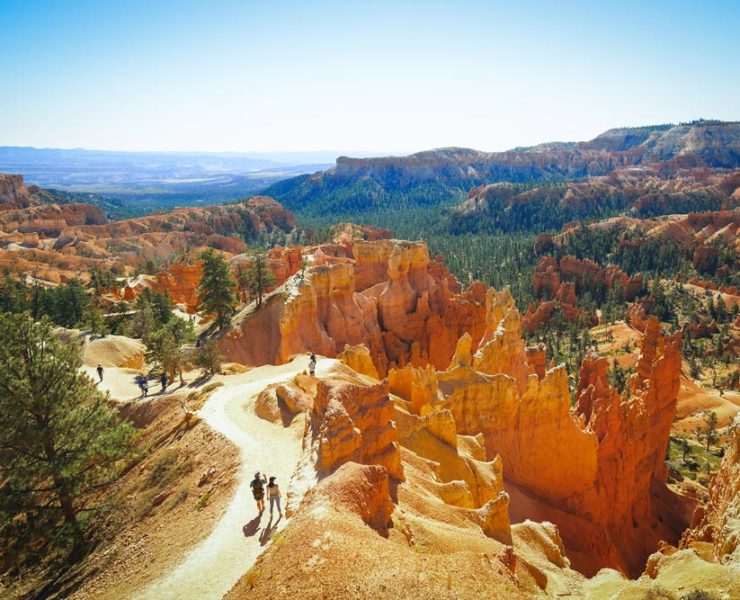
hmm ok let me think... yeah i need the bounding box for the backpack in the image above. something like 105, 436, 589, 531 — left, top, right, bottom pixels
252, 478, 264, 495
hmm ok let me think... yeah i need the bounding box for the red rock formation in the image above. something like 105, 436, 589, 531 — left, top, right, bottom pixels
151, 262, 203, 311
57, 196, 292, 264
533, 233, 554, 254
388, 363, 438, 415
0, 203, 107, 238
525, 344, 547, 379
531, 256, 560, 299
453, 165, 740, 232
627, 297, 655, 332
522, 299, 591, 334
337, 344, 380, 380
0, 194, 296, 287
692, 244, 719, 274
438, 295, 690, 576
307, 372, 403, 481
303, 462, 395, 531
330, 222, 392, 246
220, 240, 489, 376
526, 254, 642, 332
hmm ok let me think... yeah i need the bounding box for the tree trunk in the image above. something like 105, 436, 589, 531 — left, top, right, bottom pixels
39, 421, 84, 556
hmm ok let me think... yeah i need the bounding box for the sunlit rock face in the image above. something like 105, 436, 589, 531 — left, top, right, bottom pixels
220, 239, 490, 375
443, 299, 689, 577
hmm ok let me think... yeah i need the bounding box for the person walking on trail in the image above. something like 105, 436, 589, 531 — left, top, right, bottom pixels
250, 471, 267, 513
267, 476, 283, 518
308, 353, 317, 376
136, 374, 149, 398
97, 364, 104, 383
160, 372, 168, 393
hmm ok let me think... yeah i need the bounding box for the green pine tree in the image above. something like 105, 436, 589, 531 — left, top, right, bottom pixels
242, 252, 277, 308
0, 314, 138, 560
145, 318, 195, 385
198, 250, 237, 330
194, 338, 222, 377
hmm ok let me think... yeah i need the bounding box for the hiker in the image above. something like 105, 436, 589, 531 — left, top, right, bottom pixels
308, 353, 317, 376
135, 374, 145, 397
160, 372, 168, 393
267, 476, 283, 518
250, 471, 267, 513
136, 374, 149, 397
97, 364, 104, 382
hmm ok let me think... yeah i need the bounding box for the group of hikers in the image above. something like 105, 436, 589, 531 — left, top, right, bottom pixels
97, 352, 318, 403
135, 372, 169, 397
95, 364, 169, 398
249, 471, 282, 518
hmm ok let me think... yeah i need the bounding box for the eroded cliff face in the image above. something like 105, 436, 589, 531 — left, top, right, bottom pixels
681, 416, 740, 565
310, 375, 404, 481
380, 285, 689, 577
524, 254, 643, 334
0, 173, 35, 211
220, 239, 489, 375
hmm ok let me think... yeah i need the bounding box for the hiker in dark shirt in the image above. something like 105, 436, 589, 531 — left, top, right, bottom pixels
250, 471, 267, 513
97, 364, 104, 382
160, 372, 168, 393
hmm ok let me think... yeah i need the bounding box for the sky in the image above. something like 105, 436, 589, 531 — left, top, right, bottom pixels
0, 0, 738, 154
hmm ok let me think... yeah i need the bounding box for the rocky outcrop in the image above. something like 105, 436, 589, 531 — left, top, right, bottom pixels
337, 344, 380, 380
681, 416, 740, 565
81, 334, 146, 369
388, 363, 438, 415
220, 239, 489, 376
0, 173, 35, 210
226, 270, 689, 575
0, 202, 107, 239
307, 372, 403, 481
305, 462, 394, 531
151, 263, 202, 311
525, 254, 643, 333
0, 194, 296, 288
120, 246, 303, 313
408, 291, 689, 577
57, 196, 293, 262
330, 222, 392, 245
451, 162, 739, 234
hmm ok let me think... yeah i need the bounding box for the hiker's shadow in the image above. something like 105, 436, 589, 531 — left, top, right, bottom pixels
259, 515, 281, 546
242, 515, 261, 538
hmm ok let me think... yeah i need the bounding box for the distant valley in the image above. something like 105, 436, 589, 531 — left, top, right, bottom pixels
0, 146, 337, 217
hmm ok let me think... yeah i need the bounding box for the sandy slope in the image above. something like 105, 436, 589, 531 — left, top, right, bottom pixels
132, 355, 322, 600
675, 374, 740, 434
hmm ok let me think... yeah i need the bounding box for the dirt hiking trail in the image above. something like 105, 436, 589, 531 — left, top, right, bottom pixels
133, 355, 322, 600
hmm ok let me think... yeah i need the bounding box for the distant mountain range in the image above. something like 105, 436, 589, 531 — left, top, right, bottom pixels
263, 120, 740, 224
2, 121, 738, 226
0, 147, 342, 216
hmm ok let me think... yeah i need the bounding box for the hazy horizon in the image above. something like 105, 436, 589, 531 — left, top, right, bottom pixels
4, 116, 738, 158
1, 1, 739, 153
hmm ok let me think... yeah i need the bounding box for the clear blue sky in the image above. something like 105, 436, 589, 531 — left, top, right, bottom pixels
1, 0, 738, 153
